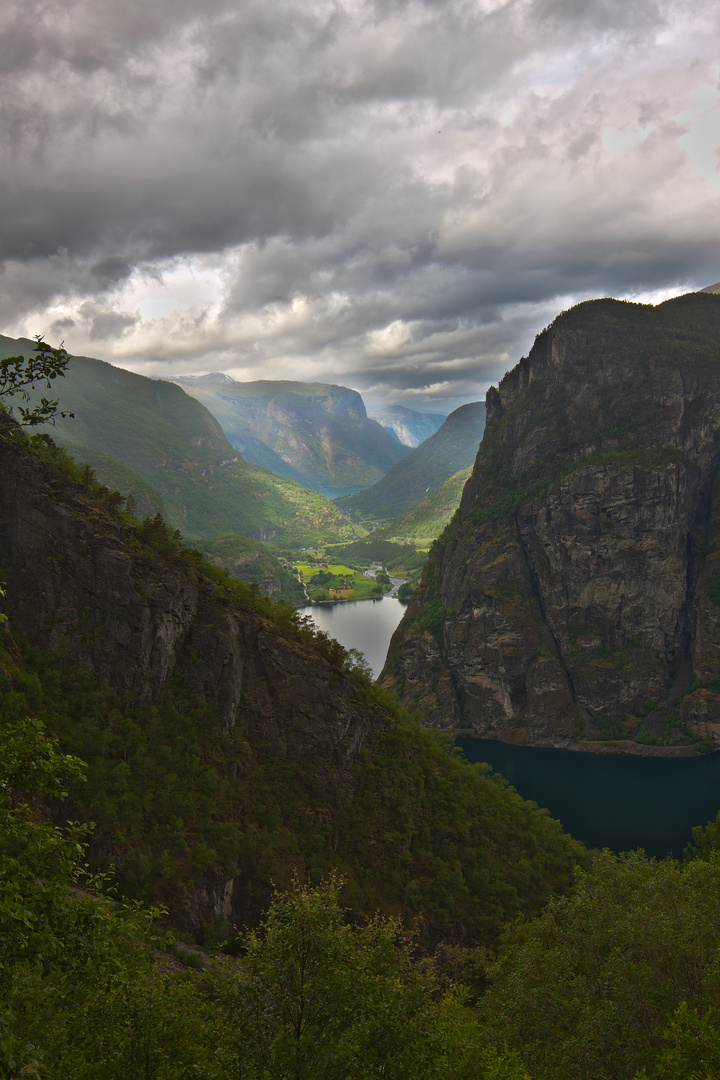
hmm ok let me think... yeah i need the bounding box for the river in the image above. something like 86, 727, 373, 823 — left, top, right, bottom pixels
299, 595, 408, 679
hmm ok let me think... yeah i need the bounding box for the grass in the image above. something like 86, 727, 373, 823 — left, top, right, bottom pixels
293, 561, 389, 602
2, 343, 365, 550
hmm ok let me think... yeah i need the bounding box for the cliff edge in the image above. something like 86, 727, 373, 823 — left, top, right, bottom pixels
383, 292, 720, 754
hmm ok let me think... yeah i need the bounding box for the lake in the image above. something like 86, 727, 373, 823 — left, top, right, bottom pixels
458, 738, 720, 858
299, 596, 408, 679
299, 598, 720, 857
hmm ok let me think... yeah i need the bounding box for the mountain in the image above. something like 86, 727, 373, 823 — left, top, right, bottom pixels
167, 375, 410, 497
373, 466, 473, 543
368, 404, 447, 447
383, 292, 720, 754
0, 336, 362, 550
336, 402, 486, 524
0, 411, 584, 941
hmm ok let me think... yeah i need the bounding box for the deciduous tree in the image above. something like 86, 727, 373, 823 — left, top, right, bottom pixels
0, 337, 73, 426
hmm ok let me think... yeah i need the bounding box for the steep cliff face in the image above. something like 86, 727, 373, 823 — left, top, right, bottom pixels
369, 404, 446, 447
383, 293, 720, 753
0, 417, 389, 925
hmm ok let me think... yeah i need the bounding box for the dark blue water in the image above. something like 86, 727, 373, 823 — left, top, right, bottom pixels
457, 739, 720, 858
299, 597, 407, 679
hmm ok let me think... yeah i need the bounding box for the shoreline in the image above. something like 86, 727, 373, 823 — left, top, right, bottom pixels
453, 733, 711, 758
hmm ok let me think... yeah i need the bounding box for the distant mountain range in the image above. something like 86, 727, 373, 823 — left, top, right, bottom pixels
368, 404, 447, 447
167, 375, 409, 497
0, 337, 362, 553
336, 402, 486, 526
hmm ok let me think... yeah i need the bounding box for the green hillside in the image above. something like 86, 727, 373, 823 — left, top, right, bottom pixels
336, 401, 485, 525
169, 374, 409, 497
200, 533, 306, 604
374, 465, 472, 543
0, 336, 363, 550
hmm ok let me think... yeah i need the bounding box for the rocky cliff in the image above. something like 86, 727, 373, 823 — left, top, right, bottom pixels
369, 404, 446, 447
383, 292, 720, 754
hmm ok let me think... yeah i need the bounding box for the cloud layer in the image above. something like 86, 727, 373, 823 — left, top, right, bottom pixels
1, 0, 719, 409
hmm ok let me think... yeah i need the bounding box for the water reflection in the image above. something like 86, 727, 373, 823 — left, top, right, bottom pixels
299, 596, 407, 679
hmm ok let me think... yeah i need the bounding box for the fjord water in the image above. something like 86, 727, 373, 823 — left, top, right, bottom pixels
458, 739, 720, 858
299, 599, 720, 856
299, 597, 407, 679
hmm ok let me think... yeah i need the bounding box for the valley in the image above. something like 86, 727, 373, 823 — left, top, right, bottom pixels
168, 373, 409, 497
4, 297, 720, 1079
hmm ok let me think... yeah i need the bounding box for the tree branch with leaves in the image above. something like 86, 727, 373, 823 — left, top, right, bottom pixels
0, 337, 73, 427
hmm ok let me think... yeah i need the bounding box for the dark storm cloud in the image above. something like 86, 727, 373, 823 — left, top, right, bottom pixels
0, 0, 718, 407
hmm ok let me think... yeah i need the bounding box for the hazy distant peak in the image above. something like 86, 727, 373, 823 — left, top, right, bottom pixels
170, 372, 235, 384
369, 404, 447, 447
701, 281, 720, 294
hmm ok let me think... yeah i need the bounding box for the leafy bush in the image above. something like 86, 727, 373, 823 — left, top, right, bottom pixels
484, 850, 720, 1080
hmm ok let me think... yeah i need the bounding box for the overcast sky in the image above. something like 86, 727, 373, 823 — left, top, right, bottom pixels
1, 0, 719, 412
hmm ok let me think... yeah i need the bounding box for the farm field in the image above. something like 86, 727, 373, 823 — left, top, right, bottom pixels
293, 560, 388, 602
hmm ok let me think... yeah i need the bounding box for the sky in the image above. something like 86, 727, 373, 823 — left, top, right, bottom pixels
1, 0, 719, 414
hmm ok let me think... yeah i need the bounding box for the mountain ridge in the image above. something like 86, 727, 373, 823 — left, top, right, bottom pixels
336, 401, 486, 525
0, 412, 584, 940
0, 336, 363, 551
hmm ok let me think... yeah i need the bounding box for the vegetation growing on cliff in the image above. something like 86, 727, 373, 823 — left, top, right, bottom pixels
0, 416, 585, 946
0, 718, 530, 1079
386, 291, 720, 750
0, 336, 72, 427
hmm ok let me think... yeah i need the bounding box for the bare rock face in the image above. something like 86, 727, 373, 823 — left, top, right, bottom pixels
383, 293, 720, 752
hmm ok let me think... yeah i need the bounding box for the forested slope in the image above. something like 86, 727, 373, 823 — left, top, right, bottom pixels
0, 413, 583, 941
0, 336, 362, 549
337, 401, 485, 524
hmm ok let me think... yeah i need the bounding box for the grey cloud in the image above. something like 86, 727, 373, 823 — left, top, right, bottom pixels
81, 306, 138, 342
0, 20, 40, 73
0, 0, 718, 407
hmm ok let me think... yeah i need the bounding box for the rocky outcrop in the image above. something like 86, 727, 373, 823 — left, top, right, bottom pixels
369, 404, 446, 447
383, 293, 720, 753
